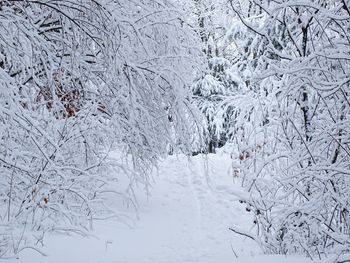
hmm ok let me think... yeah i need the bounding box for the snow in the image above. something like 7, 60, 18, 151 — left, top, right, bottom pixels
7, 153, 313, 263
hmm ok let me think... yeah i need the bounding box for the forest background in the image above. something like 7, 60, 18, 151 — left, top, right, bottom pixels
0, 0, 349, 261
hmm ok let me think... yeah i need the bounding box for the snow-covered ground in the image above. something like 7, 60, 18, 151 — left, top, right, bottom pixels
7, 152, 313, 263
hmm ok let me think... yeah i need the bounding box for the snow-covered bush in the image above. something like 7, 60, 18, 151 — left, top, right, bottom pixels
227, 0, 350, 259
0, 0, 202, 257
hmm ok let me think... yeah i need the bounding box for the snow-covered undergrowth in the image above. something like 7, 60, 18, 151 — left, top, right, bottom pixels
5, 152, 315, 263
0, 0, 203, 257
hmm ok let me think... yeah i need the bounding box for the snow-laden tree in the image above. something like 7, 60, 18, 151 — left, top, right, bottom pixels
225, 0, 350, 260
187, 0, 245, 153
192, 56, 244, 153
0, 0, 203, 257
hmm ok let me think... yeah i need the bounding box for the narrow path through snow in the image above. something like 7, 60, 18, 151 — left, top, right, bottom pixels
7, 153, 312, 263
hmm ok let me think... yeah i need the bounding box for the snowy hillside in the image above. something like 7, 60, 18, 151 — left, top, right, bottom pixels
7, 153, 313, 263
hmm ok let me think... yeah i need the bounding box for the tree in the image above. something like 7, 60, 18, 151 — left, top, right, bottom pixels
226, 0, 350, 259
0, 0, 202, 257
189, 0, 244, 153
